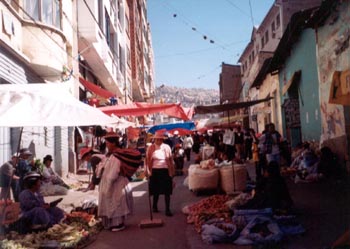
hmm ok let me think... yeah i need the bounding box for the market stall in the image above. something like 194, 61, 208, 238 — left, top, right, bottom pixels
0, 82, 116, 246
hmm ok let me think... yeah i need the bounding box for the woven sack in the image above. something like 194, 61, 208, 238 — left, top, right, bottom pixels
113, 148, 142, 178
188, 164, 219, 191
219, 164, 247, 193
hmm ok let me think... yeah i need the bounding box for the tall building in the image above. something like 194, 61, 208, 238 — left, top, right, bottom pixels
0, 0, 76, 174
127, 0, 154, 102
219, 63, 242, 104
0, 0, 155, 174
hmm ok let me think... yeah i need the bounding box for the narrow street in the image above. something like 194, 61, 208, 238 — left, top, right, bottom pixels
47, 151, 350, 249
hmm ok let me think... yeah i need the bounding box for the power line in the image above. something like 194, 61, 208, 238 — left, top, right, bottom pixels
155, 39, 248, 59
224, 0, 251, 18
192, 64, 222, 82
248, 0, 255, 27
161, 1, 233, 52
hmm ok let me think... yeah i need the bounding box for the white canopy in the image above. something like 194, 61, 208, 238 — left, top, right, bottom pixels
0, 82, 116, 127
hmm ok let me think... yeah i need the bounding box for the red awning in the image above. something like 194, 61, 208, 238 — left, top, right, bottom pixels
79, 78, 115, 99
99, 102, 194, 121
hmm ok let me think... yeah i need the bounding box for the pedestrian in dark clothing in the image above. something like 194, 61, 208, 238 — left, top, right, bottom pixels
234, 126, 244, 160
16, 148, 33, 195
192, 131, 201, 154
244, 128, 254, 160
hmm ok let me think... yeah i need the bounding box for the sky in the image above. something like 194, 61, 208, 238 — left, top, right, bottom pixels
147, 0, 275, 90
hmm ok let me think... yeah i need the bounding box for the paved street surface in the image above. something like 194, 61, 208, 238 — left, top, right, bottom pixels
47, 153, 350, 249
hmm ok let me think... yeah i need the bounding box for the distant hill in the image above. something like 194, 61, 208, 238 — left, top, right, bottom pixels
155, 85, 219, 107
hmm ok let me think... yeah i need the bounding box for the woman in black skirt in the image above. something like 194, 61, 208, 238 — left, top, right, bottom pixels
146, 130, 175, 216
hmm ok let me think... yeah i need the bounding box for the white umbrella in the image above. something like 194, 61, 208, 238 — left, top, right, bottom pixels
0, 82, 115, 127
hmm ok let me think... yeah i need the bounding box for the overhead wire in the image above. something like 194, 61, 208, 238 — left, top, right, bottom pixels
224, 0, 251, 18
161, 1, 233, 52
155, 39, 248, 59
248, 0, 256, 27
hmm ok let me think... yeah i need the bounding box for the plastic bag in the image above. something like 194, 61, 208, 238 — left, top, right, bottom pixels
201, 222, 239, 244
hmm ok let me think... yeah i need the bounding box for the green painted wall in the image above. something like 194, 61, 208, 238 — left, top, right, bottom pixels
279, 28, 322, 145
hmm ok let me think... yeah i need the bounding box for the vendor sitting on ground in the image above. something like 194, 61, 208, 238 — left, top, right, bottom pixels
238, 161, 293, 212
41, 155, 69, 196
19, 172, 65, 232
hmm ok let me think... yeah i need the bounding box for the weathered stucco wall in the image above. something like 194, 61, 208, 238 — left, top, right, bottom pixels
316, 0, 350, 158
280, 28, 322, 144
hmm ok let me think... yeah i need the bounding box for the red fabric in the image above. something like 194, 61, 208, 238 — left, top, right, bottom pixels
79, 78, 115, 99
99, 102, 193, 121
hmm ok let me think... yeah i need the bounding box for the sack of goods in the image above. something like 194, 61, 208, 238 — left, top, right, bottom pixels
219, 164, 247, 194
113, 148, 142, 178
188, 164, 219, 192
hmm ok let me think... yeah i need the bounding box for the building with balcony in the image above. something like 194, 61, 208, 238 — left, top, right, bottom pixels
0, 0, 77, 175
77, 0, 129, 104
127, 0, 154, 102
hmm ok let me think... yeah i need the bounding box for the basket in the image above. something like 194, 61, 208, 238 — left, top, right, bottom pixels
219, 164, 247, 194
188, 164, 219, 191
0, 202, 20, 225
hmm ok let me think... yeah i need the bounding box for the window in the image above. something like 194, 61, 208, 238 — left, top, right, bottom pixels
127, 46, 131, 67
276, 13, 280, 28
271, 21, 276, 38
119, 45, 125, 75
125, 14, 129, 35
98, 1, 103, 30
105, 10, 111, 46
261, 36, 265, 49
24, 0, 61, 29
265, 30, 269, 44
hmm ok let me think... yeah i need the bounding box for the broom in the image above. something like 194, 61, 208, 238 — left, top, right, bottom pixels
139, 180, 163, 228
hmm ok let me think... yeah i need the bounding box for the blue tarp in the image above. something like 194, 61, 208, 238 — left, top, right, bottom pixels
147, 122, 195, 134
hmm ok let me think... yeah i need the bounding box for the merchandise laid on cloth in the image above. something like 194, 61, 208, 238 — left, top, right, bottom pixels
182, 194, 306, 246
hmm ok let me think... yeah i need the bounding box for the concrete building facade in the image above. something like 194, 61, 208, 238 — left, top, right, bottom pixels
238, 0, 322, 133
0, 0, 76, 175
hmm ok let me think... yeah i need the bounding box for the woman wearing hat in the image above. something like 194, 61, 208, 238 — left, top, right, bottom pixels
146, 130, 175, 216
42, 155, 70, 188
19, 172, 64, 232
96, 132, 133, 232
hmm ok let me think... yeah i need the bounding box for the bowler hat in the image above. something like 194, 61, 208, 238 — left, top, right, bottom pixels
153, 130, 166, 139
43, 155, 53, 163
104, 132, 120, 143
23, 172, 42, 181
19, 148, 32, 156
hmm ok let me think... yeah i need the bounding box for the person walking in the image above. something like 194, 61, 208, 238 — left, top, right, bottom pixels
146, 130, 175, 217
183, 134, 194, 161
0, 154, 19, 201
96, 132, 133, 232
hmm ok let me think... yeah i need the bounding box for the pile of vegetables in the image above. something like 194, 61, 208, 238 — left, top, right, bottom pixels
186, 195, 233, 233
0, 212, 102, 249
